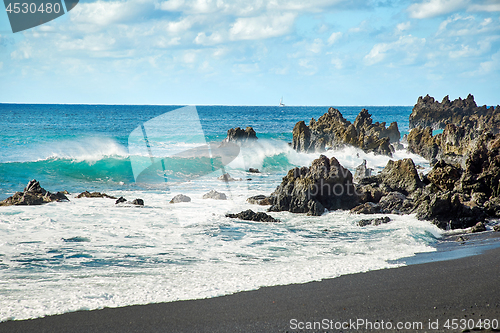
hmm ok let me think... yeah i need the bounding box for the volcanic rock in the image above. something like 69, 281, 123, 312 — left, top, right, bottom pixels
218, 173, 242, 182
350, 202, 381, 214
222, 127, 257, 144
409, 94, 500, 132
379, 159, 423, 195
248, 168, 260, 173
292, 108, 400, 156
354, 159, 372, 183
469, 222, 487, 233
226, 209, 279, 222
77, 191, 116, 199
357, 216, 391, 227
268, 155, 359, 216
0, 180, 69, 206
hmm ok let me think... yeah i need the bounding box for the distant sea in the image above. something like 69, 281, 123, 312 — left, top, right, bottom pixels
0, 104, 441, 321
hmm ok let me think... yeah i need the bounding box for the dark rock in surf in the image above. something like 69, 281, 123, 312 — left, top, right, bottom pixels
248, 168, 260, 173
350, 202, 381, 214
268, 155, 359, 216
379, 159, 423, 195
226, 209, 279, 222
131, 199, 144, 206
0, 180, 69, 206
169, 194, 191, 204
202, 190, 227, 200
115, 197, 127, 204
77, 191, 116, 199
357, 216, 391, 227
222, 127, 258, 144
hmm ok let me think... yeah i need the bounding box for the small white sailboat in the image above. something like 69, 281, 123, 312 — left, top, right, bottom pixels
279, 97, 285, 107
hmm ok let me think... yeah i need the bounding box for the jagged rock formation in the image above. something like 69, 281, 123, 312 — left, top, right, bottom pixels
409, 94, 500, 132
226, 209, 279, 222
292, 108, 400, 156
354, 159, 372, 183
222, 127, 257, 144
0, 180, 69, 206
357, 216, 391, 227
268, 155, 359, 216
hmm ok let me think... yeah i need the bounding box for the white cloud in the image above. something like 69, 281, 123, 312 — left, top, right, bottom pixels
229, 13, 296, 40
331, 57, 342, 69
327, 32, 342, 45
396, 21, 411, 33
448, 36, 499, 58
194, 32, 225, 45
364, 35, 426, 66
70, 0, 153, 26
437, 14, 500, 36
468, 1, 500, 12
408, 0, 469, 19
467, 50, 500, 75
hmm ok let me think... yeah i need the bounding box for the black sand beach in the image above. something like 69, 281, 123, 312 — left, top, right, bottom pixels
1, 234, 499, 333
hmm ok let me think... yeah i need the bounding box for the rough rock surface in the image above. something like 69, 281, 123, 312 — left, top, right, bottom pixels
169, 194, 192, 203
226, 209, 279, 222
77, 191, 116, 199
409, 94, 500, 132
202, 190, 227, 200
115, 197, 144, 205
379, 159, 423, 195
222, 127, 257, 144
292, 108, 400, 156
0, 180, 69, 206
268, 155, 359, 216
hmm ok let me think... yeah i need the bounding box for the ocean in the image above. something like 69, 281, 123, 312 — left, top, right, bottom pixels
0, 104, 442, 321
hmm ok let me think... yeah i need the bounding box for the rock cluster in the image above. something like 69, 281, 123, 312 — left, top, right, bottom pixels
247, 195, 273, 205
353, 134, 500, 229
268, 155, 359, 216
115, 197, 144, 206
407, 94, 500, 165
0, 180, 69, 206
222, 127, 257, 144
409, 94, 500, 132
292, 108, 400, 156
226, 209, 279, 222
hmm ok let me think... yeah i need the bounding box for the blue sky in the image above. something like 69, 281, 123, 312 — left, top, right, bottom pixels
0, 0, 499, 105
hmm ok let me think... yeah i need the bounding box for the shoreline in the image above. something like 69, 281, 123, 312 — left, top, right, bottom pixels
1, 233, 499, 333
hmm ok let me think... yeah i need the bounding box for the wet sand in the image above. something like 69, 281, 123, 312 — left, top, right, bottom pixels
1, 235, 499, 333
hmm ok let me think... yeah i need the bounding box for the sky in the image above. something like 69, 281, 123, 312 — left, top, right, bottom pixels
0, 0, 499, 106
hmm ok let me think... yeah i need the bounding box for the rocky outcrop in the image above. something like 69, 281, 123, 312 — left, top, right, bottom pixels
226, 209, 280, 222
169, 194, 191, 203
292, 108, 400, 156
0, 180, 69, 206
408, 94, 500, 165
379, 159, 423, 195
248, 168, 260, 173
222, 127, 257, 144
114, 197, 144, 205
202, 190, 227, 200
247, 195, 273, 205
409, 94, 500, 132
77, 191, 116, 199
268, 155, 359, 216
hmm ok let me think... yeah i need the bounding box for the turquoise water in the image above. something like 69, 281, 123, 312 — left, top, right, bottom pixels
0, 104, 443, 322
